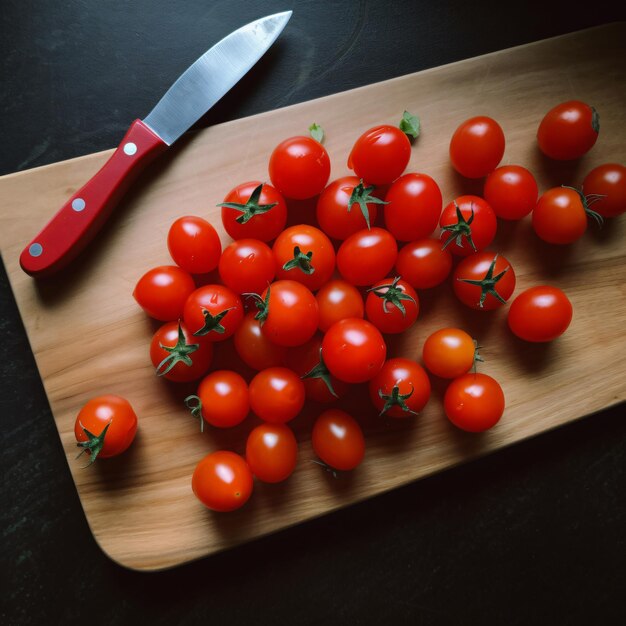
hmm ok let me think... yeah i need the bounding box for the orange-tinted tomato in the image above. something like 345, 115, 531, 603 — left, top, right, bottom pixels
133, 265, 195, 321
195, 370, 249, 428
315, 279, 364, 333
249, 367, 305, 424
582, 163, 626, 218
483, 165, 539, 220
444, 373, 505, 432
233, 312, 286, 371
422, 328, 476, 379
337, 227, 398, 286
192, 451, 253, 512
246, 423, 298, 483
167, 216, 221, 274
395, 238, 452, 289
449, 116, 505, 178
218, 239, 275, 295
312, 409, 365, 471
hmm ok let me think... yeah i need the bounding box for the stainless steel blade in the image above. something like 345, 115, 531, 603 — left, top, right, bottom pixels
143, 11, 291, 145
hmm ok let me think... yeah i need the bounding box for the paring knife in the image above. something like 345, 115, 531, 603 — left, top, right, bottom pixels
19, 11, 292, 277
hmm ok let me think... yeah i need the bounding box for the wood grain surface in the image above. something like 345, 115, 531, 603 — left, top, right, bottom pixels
0, 24, 624, 571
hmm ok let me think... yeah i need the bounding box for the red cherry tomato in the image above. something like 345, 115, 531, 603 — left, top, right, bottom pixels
484, 165, 539, 220
233, 312, 286, 371
315, 279, 364, 333
395, 238, 452, 289
312, 409, 365, 471
444, 373, 505, 432
348, 125, 411, 185
133, 265, 195, 321
452, 252, 516, 310
273, 225, 336, 291
368, 358, 430, 418
582, 163, 626, 218
507, 286, 573, 342
220, 181, 287, 241
269, 136, 330, 199
337, 227, 398, 286
422, 328, 477, 379
249, 367, 305, 424
246, 423, 298, 483
167, 216, 221, 274
192, 451, 253, 512
365, 277, 419, 334
218, 239, 275, 295
316, 176, 380, 239
149, 321, 213, 382
284, 335, 348, 403
74, 395, 138, 464
183, 285, 244, 342
449, 116, 505, 178
193, 370, 249, 428
439, 196, 497, 257
252, 280, 319, 348
537, 100, 599, 160
532, 187, 595, 245
384, 173, 442, 241
322, 318, 387, 383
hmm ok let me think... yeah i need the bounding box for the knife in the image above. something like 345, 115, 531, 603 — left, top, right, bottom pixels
19, 11, 292, 277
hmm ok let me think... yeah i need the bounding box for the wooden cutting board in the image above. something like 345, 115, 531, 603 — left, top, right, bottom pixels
1, 24, 624, 571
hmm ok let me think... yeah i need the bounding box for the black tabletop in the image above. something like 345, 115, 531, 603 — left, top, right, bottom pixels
1, 1, 624, 624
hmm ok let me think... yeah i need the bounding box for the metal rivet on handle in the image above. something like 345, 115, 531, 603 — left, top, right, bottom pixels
123, 142, 137, 156
29, 243, 43, 257
71, 198, 86, 212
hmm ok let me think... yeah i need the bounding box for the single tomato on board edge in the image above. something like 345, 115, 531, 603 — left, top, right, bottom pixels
312, 409, 365, 472
582, 163, 626, 218
74, 395, 138, 466
449, 116, 505, 178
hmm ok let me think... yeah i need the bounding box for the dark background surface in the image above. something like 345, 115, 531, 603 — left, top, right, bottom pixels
1, 1, 625, 624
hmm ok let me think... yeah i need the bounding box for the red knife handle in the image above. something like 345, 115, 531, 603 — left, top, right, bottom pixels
19, 119, 168, 277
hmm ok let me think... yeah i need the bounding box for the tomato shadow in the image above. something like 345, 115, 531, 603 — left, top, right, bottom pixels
585, 213, 624, 245
492, 217, 527, 250
447, 169, 485, 199
502, 330, 557, 374
529, 147, 588, 189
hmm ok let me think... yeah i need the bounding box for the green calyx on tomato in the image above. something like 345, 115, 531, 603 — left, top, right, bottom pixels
457, 254, 510, 308
348, 180, 388, 229
399, 110, 420, 140
441, 203, 477, 252
282, 246, 315, 275
193, 307, 235, 337
243, 287, 271, 325
377, 384, 419, 417
472, 339, 484, 373
591, 107, 600, 133
301, 348, 338, 398
561, 185, 604, 228
75, 420, 112, 467
156, 322, 201, 374
217, 183, 277, 225
184, 395, 205, 432
309, 123, 324, 143
367, 276, 416, 316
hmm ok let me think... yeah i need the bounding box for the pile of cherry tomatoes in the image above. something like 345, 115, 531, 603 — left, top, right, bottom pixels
74, 100, 625, 513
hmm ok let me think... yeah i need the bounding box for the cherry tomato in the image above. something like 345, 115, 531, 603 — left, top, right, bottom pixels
348, 125, 411, 185
192, 370, 249, 428
312, 409, 365, 471
150, 321, 213, 382
218, 239, 275, 295
507, 286, 573, 342
444, 373, 504, 432
422, 328, 477, 379
74, 395, 138, 465
368, 358, 430, 418
395, 238, 452, 289
439, 196, 497, 257
183, 285, 244, 341
537, 100, 599, 160
251, 280, 319, 347
452, 252, 516, 310
337, 227, 398, 286
484, 165, 538, 220
449, 116, 505, 178
167, 216, 221, 274
249, 367, 305, 424
582, 163, 626, 218
316, 176, 381, 239
268, 136, 330, 199
273, 225, 336, 291
133, 265, 195, 321
220, 181, 287, 241
315, 279, 364, 333
285, 335, 348, 403
192, 451, 253, 512
532, 187, 597, 245
246, 423, 298, 483
384, 173, 442, 241
365, 277, 419, 334
233, 312, 286, 371
322, 318, 387, 383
